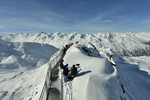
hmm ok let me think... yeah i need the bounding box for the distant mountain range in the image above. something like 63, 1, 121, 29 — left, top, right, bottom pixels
0, 32, 150, 56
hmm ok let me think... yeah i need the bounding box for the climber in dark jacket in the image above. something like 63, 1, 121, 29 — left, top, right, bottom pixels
63, 65, 69, 82
70, 65, 78, 78
60, 60, 68, 71
63, 66, 69, 76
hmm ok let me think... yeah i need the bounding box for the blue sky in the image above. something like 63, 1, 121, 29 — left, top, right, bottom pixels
0, 0, 150, 33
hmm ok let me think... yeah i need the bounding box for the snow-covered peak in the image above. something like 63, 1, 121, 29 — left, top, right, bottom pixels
63, 45, 122, 100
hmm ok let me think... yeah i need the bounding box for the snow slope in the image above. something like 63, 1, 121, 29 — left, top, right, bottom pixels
0, 64, 48, 100
0, 40, 59, 100
116, 56, 150, 100
63, 45, 123, 100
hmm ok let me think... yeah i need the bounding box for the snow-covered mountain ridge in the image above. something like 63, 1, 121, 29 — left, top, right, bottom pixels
0, 40, 59, 69
0, 32, 150, 56
0, 32, 150, 100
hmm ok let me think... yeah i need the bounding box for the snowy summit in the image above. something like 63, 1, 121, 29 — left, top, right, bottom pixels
0, 32, 150, 100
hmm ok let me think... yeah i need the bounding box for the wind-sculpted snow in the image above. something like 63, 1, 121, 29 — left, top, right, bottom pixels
63, 45, 122, 100
0, 32, 150, 56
